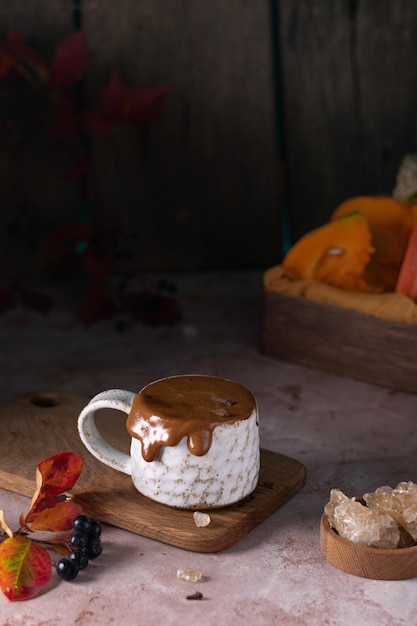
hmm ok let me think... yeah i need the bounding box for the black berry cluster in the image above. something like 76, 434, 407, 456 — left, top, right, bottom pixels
56, 515, 102, 581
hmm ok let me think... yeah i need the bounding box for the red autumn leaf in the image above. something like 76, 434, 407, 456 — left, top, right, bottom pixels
82, 71, 130, 134
130, 86, 170, 126
0, 31, 48, 83
37, 452, 83, 495
28, 500, 82, 532
100, 71, 131, 122
49, 31, 88, 87
25, 452, 83, 524
83, 70, 170, 134
0, 536, 51, 601
78, 285, 119, 326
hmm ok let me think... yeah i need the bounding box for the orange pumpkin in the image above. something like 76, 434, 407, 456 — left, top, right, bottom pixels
282, 211, 377, 292
396, 220, 417, 301
331, 196, 417, 291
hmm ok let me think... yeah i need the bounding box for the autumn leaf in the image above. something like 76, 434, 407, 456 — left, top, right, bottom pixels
130, 86, 170, 126
98, 70, 130, 123
49, 31, 88, 87
83, 71, 170, 134
0, 31, 48, 83
25, 452, 83, 524
28, 501, 82, 532
34, 452, 83, 495
0, 536, 51, 601
81, 71, 129, 134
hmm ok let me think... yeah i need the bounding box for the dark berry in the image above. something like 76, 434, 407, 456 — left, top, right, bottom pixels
70, 531, 89, 550
69, 550, 89, 571
73, 515, 92, 534
56, 558, 79, 581
88, 520, 102, 538
87, 537, 102, 559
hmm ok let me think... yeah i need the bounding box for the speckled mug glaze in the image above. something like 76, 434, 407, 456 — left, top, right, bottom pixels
77, 375, 260, 509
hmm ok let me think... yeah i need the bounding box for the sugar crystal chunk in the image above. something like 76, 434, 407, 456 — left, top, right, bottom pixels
177, 568, 202, 582
193, 511, 211, 527
364, 481, 417, 542
324, 488, 401, 548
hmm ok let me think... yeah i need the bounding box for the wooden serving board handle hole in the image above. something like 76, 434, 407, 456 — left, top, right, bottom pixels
29, 392, 64, 408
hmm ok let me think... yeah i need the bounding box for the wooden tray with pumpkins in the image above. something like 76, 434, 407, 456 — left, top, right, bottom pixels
262, 183, 417, 394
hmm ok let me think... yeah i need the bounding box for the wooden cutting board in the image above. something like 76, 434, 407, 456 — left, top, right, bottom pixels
0, 391, 306, 552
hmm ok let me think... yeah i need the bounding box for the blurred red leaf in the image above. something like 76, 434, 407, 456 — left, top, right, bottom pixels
49, 31, 88, 87
0, 31, 48, 82
83, 71, 170, 134
100, 71, 131, 122
82, 71, 131, 134
130, 86, 170, 125
79, 286, 119, 325
0, 536, 51, 601
25, 452, 83, 524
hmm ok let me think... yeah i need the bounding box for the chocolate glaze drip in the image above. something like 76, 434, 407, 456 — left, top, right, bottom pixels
126, 375, 257, 462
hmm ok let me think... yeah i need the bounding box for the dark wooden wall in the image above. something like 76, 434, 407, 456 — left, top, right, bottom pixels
278, 0, 417, 244
1, 1, 417, 279
82, 1, 280, 272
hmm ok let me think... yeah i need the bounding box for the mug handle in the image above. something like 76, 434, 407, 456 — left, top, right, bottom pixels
77, 389, 136, 475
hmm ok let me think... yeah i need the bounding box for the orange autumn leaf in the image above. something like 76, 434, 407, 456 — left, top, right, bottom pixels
0, 536, 51, 601
28, 500, 82, 532
25, 452, 83, 524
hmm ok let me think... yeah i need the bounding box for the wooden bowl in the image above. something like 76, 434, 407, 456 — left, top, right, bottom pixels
320, 513, 417, 580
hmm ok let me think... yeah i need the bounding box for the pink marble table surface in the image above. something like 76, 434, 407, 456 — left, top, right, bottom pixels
0, 271, 416, 626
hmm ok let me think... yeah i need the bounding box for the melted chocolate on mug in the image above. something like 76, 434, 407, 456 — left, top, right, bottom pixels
126, 375, 257, 462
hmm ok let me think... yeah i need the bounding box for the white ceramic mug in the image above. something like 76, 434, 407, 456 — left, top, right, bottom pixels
77, 375, 260, 509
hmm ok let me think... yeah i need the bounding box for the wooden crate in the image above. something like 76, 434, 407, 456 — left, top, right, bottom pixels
261, 288, 417, 394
